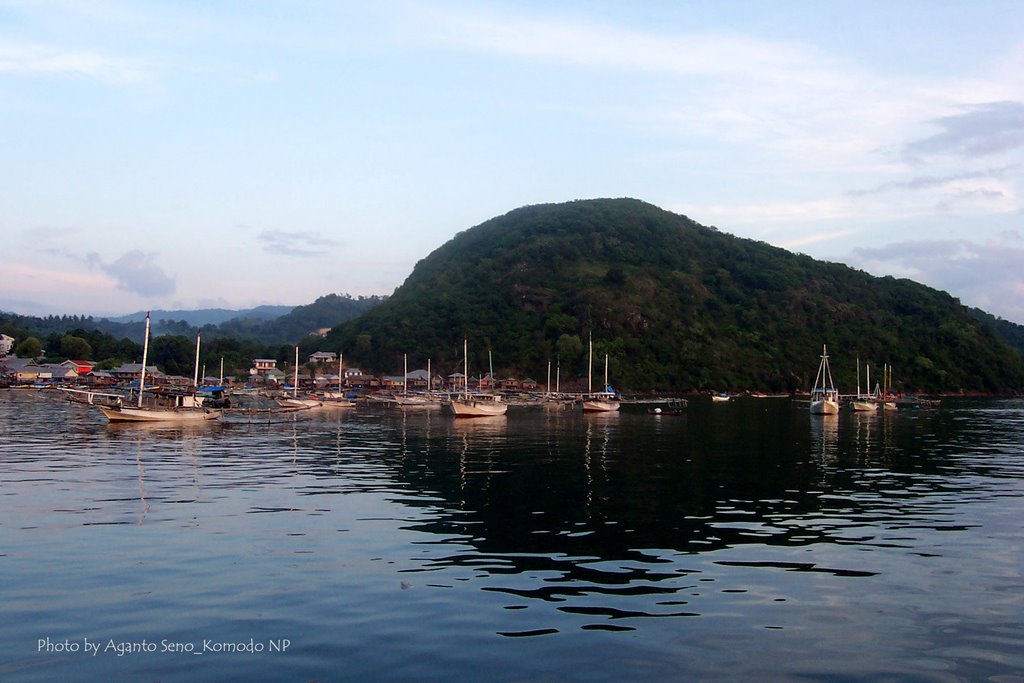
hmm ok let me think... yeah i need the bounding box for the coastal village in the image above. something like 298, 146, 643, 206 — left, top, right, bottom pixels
0, 343, 541, 396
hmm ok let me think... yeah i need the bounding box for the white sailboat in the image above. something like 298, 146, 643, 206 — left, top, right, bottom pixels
581, 336, 619, 413
279, 345, 321, 409
809, 344, 840, 415
850, 356, 876, 412
449, 339, 507, 417
99, 313, 221, 422
391, 353, 432, 407
320, 352, 355, 407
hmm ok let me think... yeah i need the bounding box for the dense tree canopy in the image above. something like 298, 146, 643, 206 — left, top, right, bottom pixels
318, 198, 1024, 393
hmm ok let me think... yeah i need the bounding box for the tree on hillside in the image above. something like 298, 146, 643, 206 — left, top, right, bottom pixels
15, 336, 41, 358
60, 335, 93, 360
150, 335, 195, 376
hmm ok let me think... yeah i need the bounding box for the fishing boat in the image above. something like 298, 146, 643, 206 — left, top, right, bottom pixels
100, 394, 222, 422
99, 313, 221, 423
809, 344, 840, 415
581, 336, 620, 413
449, 339, 507, 417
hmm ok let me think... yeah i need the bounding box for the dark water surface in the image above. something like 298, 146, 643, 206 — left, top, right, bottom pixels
2, 390, 1022, 681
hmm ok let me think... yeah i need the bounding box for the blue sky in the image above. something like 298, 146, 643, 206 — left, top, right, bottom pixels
3, 1, 1023, 323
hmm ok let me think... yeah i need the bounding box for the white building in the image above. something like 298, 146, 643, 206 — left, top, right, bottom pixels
0, 334, 14, 356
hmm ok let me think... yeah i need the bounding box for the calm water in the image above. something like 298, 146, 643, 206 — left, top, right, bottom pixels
1, 390, 1022, 682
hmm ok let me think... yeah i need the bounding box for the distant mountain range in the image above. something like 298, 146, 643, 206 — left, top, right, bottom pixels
0, 294, 385, 348
107, 305, 295, 327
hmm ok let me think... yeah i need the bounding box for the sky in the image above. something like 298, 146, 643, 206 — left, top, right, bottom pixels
2, 0, 1023, 323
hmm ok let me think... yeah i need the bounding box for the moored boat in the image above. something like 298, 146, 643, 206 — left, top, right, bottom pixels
100, 403, 221, 422
97, 313, 222, 423
448, 393, 507, 417
580, 337, 620, 413
810, 344, 840, 415
849, 357, 877, 412
449, 339, 507, 417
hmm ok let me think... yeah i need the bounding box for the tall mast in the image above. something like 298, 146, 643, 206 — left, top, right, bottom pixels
463, 338, 468, 399
488, 348, 494, 395
219, 357, 224, 385
138, 312, 151, 408
293, 345, 299, 398
604, 353, 609, 393
193, 332, 201, 388
404, 353, 408, 396
428, 358, 431, 393
588, 332, 593, 395
547, 360, 551, 397
339, 352, 344, 393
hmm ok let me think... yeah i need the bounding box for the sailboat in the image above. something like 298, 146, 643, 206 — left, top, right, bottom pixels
320, 351, 355, 407
850, 357, 877, 412
809, 344, 840, 415
581, 336, 620, 413
99, 313, 222, 422
391, 353, 432, 408
448, 339, 507, 417
278, 345, 322, 409
877, 364, 898, 411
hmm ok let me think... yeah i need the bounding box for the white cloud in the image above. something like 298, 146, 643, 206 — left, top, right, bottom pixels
846, 236, 1024, 324
257, 229, 341, 257
0, 38, 150, 84
86, 250, 177, 297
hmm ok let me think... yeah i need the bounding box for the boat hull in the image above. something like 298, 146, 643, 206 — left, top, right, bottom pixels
581, 400, 620, 413
100, 406, 222, 422
810, 399, 840, 415
449, 399, 507, 417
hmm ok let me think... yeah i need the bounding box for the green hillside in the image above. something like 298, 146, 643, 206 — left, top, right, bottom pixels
321, 198, 1024, 393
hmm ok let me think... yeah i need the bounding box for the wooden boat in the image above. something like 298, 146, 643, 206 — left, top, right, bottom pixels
100, 403, 221, 422
582, 392, 620, 413
449, 339, 507, 417
809, 344, 840, 415
99, 313, 221, 423
318, 391, 356, 408
711, 393, 731, 403
278, 397, 322, 409
449, 392, 507, 417
581, 337, 619, 413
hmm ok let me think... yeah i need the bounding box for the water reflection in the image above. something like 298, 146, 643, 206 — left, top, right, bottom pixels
808, 413, 839, 462
3, 392, 1023, 681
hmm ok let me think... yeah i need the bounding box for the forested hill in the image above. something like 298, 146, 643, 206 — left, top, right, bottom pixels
322, 198, 1024, 393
